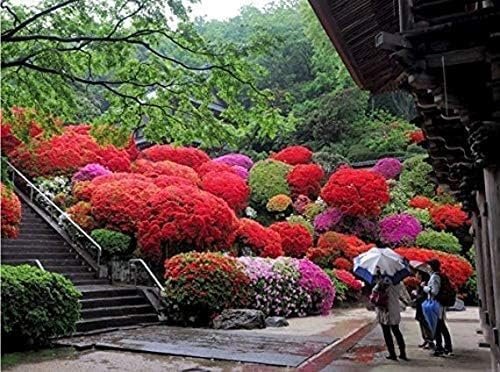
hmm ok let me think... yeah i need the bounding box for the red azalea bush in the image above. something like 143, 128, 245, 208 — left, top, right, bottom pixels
270, 221, 313, 258
430, 204, 469, 230
140, 145, 210, 170
91, 179, 159, 233
409, 196, 435, 210
287, 163, 325, 199
164, 252, 251, 325
1, 183, 22, 238
395, 247, 473, 288
320, 168, 389, 217
197, 160, 240, 178
408, 129, 425, 144
336, 234, 374, 259
234, 218, 283, 258
271, 146, 313, 165
200, 171, 249, 213
332, 257, 353, 271
132, 159, 200, 184
66, 201, 96, 231
138, 186, 239, 261
74, 173, 152, 202
97, 146, 131, 172
335, 269, 363, 291
150, 175, 197, 188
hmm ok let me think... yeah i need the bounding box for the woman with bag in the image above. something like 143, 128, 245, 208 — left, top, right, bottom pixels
412, 270, 435, 349
371, 276, 412, 361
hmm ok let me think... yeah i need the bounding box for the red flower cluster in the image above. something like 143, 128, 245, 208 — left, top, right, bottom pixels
91, 179, 159, 233
138, 186, 239, 262
197, 160, 239, 178
335, 269, 363, 291
408, 129, 425, 144
74, 173, 151, 201
1, 183, 21, 238
270, 146, 312, 165
234, 218, 283, 258
270, 221, 312, 258
337, 234, 374, 259
151, 175, 197, 188
140, 145, 210, 170
395, 247, 473, 288
333, 257, 353, 271
132, 159, 200, 184
287, 163, 325, 199
430, 204, 469, 230
409, 196, 435, 210
201, 171, 249, 213
320, 168, 389, 217
403, 276, 422, 291
97, 146, 131, 172
66, 201, 96, 231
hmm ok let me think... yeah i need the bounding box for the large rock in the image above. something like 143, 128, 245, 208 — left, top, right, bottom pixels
265, 316, 289, 327
212, 309, 266, 330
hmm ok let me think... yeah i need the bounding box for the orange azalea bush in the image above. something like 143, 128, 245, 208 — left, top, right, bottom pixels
270, 221, 313, 258
1, 183, 22, 238
234, 218, 283, 258
131, 159, 200, 184
270, 145, 313, 165
430, 204, 469, 230
140, 145, 210, 170
66, 201, 96, 231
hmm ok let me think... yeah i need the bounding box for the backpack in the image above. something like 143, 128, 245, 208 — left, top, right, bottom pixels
435, 274, 456, 307
370, 287, 389, 309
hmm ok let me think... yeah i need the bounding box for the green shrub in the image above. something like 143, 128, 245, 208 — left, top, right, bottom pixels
406, 208, 433, 228
325, 269, 347, 304
312, 151, 350, 175
416, 230, 461, 253
248, 160, 291, 207
399, 155, 435, 198
90, 229, 132, 259
1, 265, 81, 350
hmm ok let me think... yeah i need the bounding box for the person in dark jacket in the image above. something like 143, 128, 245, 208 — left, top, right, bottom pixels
412, 270, 434, 349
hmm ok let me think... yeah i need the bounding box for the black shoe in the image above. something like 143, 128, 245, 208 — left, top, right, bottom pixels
418, 342, 427, 348
399, 355, 410, 361
386, 355, 398, 361
432, 350, 444, 357
444, 349, 454, 356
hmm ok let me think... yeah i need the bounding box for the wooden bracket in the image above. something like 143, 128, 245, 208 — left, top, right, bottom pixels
375, 32, 412, 51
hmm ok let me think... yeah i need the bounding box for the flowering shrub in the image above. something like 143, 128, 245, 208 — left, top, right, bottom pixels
201, 171, 249, 213
332, 257, 353, 271
379, 213, 422, 246
270, 221, 313, 258
335, 269, 363, 291
403, 276, 421, 291
1, 183, 21, 238
293, 195, 311, 214
408, 129, 425, 144
339, 216, 380, 243
140, 145, 210, 170
197, 161, 240, 178
320, 168, 389, 217
307, 232, 347, 268
138, 186, 238, 261
372, 158, 403, 179
266, 194, 292, 212
395, 247, 473, 288
66, 201, 96, 231
72, 163, 111, 183
230, 165, 249, 180
406, 208, 433, 228
430, 204, 469, 230
287, 215, 314, 236
164, 252, 251, 325
415, 230, 461, 253
287, 163, 324, 199
298, 259, 335, 315
91, 179, 159, 233
213, 153, 253, 170
35, 176, 71, 206
234, 218, 283, 258
132, 159, 200, 184
271, 146, 313, 165
409, 196, 435, 210
248, 160, 291, 207
336, 234, 374, 259
314, 208, 343, 233
96, 146, 131, 172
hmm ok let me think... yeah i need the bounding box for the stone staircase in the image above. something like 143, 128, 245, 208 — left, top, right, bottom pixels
1, 198, 159, 333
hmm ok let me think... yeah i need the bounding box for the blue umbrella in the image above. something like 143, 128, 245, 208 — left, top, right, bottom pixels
353, 247, 411, 285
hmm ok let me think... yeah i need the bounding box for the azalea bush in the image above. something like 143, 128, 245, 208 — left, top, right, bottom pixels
138, 186, 238, 261
234, 218, 283, 258
307, 232, 346, 268
379, 213, 422, 246
270, 221, 313, 258
430, 204, 469, 230
372, 157, 402, 179
131, 159, 200, 184
72, 163, 111, 183
266, 194, 293, 213
248, 159, 291, 207
213, 153, 253, 170
335, 269, 363, 292
140, 145, 210, 170
415, 230, 461, 254
66, 201, 96, 231
320, 168, 389, 217
314, 208, 343, 233
163, 252, 251, 325
270, 145, 312, 165
287, 163, 324, 199
1, 183, 21, 238
409, 196, 435, 210
201, 171, 249, 213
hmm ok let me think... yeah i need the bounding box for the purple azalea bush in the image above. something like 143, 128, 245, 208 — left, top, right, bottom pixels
314, 208, 343, 233
238, 257, 335, 317
379, 213, 422, 246
72, 163, 111, 183
213, 153, 254, 170
230, 165, 249, 180
372, 158, 403, 179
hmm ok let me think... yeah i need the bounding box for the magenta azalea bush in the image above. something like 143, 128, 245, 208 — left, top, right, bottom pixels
314, 208, 343, 233
230, 165, 249, 180
379, 213, 422, 246
72, 163, 111, 183
213, 153, 254, 170
372, 158, 403, 179
238, 257, 334, 317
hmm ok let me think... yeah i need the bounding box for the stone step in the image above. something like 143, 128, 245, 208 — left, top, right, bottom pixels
80, 296, 147, 309
2, 239, 69, 247
8, 233, 62, 239
45, 265, 92, 274
81, 304, 154, 319
1, 244, 70, 252
0, 258, 83, 267
80, 287, 139, 299
2, 252, 78, 260
61, 272, 98, 281
75, 313, 158, 333
72, 279, 110, 286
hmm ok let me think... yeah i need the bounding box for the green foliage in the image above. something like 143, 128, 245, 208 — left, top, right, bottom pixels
399, 155, 435, 197
248, 160, 291, 207
90, 229, 132, 259
312, 150, 350, 175
1, 0, 288, 148
325, 269, 347, 304
1, 265, 81, 350
416, 230, 461, 253
287, 215, 314, 235
406, 208, 433, 228
463, 273, 478, 305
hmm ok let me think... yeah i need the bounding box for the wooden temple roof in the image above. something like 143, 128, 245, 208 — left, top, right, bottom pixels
309, 0, 402, 93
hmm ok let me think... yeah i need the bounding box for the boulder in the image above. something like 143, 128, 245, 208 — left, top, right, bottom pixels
212, 309, 266, 330
265, 316, 289, 327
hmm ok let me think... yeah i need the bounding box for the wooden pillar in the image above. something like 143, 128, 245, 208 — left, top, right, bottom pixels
472, 211, 487, 327
484, 168, 500, 366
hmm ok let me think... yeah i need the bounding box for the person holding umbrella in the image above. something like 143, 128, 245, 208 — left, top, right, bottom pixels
354, 247, 412, 361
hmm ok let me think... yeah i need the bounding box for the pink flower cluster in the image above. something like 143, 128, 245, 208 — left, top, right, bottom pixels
372, 157, 403, 179
72, 163, 111, 183
379, 213, 422, 246
213, 153, 254, 170
314, 208, 343, 233
298, 259, 335, 315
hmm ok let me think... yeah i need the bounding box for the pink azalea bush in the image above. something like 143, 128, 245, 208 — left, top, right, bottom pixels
213, 153, 254, 170
372, 158, 403, 179
379, 213, 422, 246
298, 259, 335, 315
72, 163, 111, 183
314, 208, 343, 233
